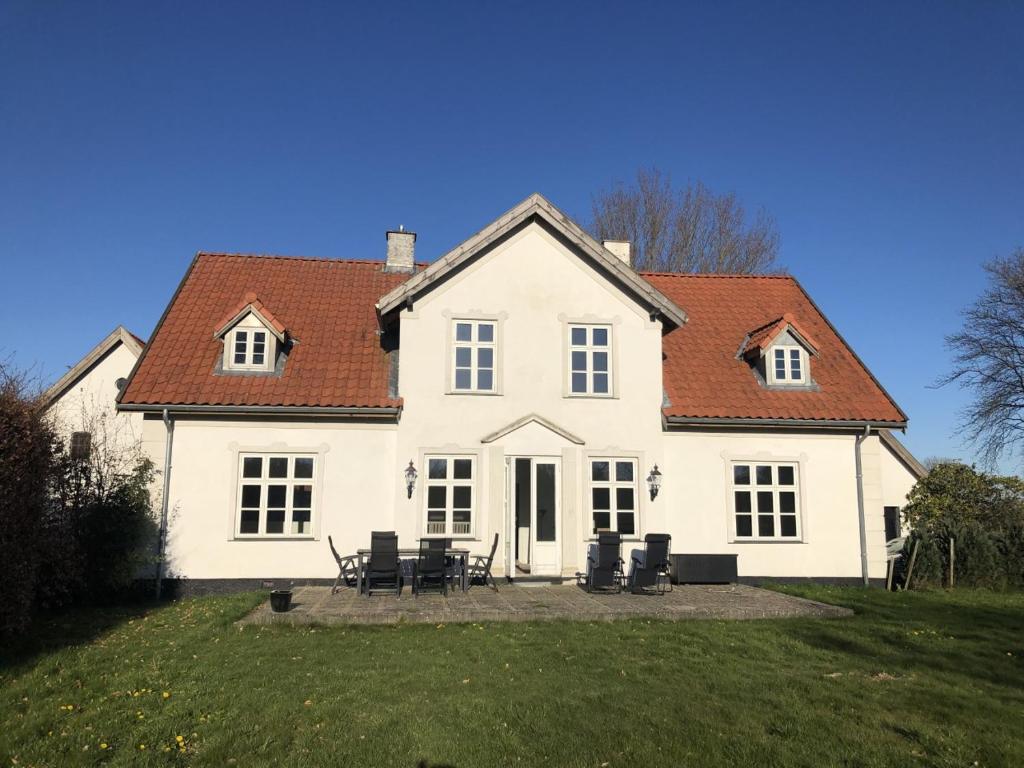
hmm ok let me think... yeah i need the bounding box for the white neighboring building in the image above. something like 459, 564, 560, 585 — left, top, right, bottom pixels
43, 326, 145, 461
116, 194, 925, 592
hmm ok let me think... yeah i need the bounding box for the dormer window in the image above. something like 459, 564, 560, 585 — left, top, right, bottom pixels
769, 346, 807, 385
214, 293, 287, 375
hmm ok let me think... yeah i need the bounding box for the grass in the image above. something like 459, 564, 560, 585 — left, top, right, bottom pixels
1, 587, 1022, 767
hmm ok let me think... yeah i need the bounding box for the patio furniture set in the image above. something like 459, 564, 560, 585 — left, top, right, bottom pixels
329, 532, 500, 596
577, 531, 673, 595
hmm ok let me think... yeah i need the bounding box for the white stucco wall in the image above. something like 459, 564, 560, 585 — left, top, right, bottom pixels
47, 341, 143, 454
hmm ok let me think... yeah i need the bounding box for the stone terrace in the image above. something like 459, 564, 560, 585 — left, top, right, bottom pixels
240, 583, 851, 626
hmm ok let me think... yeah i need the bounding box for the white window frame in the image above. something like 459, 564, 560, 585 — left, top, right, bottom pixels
588, 457, 639, 537
767, 345, 807, 385
423, 454, 476, 538
568, 324, 613, 397
235, 453, 316, 538
226, 327, 275, 372
730, 461, 802, 541
450, 319, 497, 394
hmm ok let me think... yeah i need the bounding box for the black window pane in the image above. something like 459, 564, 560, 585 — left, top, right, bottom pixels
592, 327, 608, 346
734, 491, 752, 514
452, 459, 472, 479
239, 509, 259, 534
571, 327, 587, 346
571, 350, 587, 371
778, 466, 795, 485
757, 491, 774, 513
615, 461, 634, 482
252, 352, 265, 366
266, 509, 285, 534
592, 487, 610, 510
293, 484, 312, 509
452, 485, 471, 508
269, 457, 288, 478
294, 458, 314, 478
736, 515, 752, 537
593, 374, 609, 394
427, 509, 445, 523
779, 491, 796, 514
428, 459, 447, 479
758, 515, 775, 537
617, 512, 635, 535
616, 487, 635, 511
756, 465, 773, 485
455, 323, 472, 341
591, 461, 610, 482
267, 485, 286, 508
292, 509, 311, 534
234, 352, 247, 365
241, 485, 261, 508
477, 370, 493, 390
455, 347, 472, 367
593, 512, 610, 532
593, 351, 608, 372
242, 457, 262, 478
780, 516, 797, 537
455, 369, 472, 389
571, 372, 587, 393
427, 486, 446, 509
477, 323, 494, 343
733, 465, 750, 485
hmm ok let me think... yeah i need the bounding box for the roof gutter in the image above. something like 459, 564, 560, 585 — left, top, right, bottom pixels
117, 403, 402, 419
665, 416, 906, 430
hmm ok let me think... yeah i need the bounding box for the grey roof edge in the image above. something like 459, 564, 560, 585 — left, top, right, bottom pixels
878, 429, 928, 480
375, 193, 688, 327
42, 326, 145, 410
115, 403, 402, 419
480, 413, 585, 445
665, 416, 908, 430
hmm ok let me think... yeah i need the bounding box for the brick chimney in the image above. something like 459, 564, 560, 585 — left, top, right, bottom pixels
385, 226, 416, 273
602, 239, 631, 266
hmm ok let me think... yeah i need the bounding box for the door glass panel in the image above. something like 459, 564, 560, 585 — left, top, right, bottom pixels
535, 463, 556, 542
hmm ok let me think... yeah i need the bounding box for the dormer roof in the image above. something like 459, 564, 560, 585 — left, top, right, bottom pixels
740, 313, 820, 358
213, 292, 287, 342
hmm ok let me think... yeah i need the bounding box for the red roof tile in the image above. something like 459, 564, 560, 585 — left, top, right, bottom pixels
645, 273, 906, 423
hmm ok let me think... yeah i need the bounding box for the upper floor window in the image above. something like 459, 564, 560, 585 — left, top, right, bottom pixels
236, 453, 315, 538
590, 458, 637, 536
230, 328, 272, 370
731, 461, 801, 541
424, 455, 475, 537
569, 324, 612, 396
452, 320, 496, 393
768, 345, 807, 385
70, 431, 92, 461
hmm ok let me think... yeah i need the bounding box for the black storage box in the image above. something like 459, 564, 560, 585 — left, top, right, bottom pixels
670, 554, 738, 584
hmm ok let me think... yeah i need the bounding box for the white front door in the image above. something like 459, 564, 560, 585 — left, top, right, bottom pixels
510, 457, 561, 577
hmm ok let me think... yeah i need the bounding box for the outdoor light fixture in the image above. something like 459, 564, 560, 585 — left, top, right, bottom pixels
646, 464, 662, 501
404, 460, 418, 499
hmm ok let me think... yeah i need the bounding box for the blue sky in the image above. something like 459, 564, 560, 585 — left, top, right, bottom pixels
1, 1, 1022, 468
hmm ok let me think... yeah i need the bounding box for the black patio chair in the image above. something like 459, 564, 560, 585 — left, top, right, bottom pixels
466, 533, 500, 591
577, 531, 625, 593
629, 533, 672, 594
328, 535, 359, 594
412, 538, 448, 597
365, 531, 401, 596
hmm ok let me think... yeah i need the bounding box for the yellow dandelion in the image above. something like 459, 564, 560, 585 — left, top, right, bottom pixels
99, 743, 108, 750
162, 691, 171, 699
176, 735, 184, 743
138, 743, 146, 750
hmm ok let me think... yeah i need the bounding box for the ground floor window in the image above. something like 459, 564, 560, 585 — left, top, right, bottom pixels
731, 461, 801, 540
424, 455, 475, 536
236, 454, 315, 537
589, 458, 637, 535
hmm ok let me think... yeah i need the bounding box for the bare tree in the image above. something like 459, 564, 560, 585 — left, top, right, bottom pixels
589, 167, 781, 273
941, 249, 1024, 466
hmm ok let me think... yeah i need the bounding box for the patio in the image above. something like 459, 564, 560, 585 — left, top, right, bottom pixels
240, 582, 852, 625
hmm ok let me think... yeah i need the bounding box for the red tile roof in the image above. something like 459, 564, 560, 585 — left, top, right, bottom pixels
213, 292, 288, 339
646, 273, 906, 423
120, 253, 410, 409
121, 254, 906, 424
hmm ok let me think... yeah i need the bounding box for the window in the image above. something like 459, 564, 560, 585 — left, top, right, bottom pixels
568, 324, 612, 396
768, 345, 807, 384
731, 462, 800, 540
70, 431, 92, 461
452, 320, 496, 392
236, 454, 315, 537
424, 455, 475, 536
229, 328, 272, 370
589, 458, 637, 536
884, 506, 901, 542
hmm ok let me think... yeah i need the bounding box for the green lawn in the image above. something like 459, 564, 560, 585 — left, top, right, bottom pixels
2, 587, 1022, 767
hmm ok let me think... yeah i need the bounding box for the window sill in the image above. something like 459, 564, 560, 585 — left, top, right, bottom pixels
445, 390, 501, 397
233, 535, 317, 541
564, 394, 617, 400
729, 538, 804, 544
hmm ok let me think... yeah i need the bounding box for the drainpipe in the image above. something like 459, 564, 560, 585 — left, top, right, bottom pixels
155, 408, 174, 600
855, 424, 870, 587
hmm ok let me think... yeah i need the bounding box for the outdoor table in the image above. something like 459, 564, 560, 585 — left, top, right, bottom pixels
355, 546, 470, 595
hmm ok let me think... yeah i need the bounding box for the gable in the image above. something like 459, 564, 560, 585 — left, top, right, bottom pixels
43, 326, 143, 410
376, 193, 686, 328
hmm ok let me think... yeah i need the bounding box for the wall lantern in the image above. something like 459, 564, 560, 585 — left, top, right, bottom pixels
404, 460, 418, 499
646, 464, 662, 501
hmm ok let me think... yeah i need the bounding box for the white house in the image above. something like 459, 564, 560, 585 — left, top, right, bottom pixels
43, 325, 145, 462
116, 194, 924, 592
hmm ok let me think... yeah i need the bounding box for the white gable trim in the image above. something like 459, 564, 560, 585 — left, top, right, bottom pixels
375, 193, 687, 328
213, 305, 286, 343
42, 326, 143, 410
480, 413, 585, 445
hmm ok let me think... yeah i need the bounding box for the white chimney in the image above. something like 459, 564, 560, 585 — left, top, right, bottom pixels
603, 239, 631, 266
385, 226, 416, 273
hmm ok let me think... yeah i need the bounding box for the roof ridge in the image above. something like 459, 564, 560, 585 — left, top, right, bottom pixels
196, 252, 430, 267
639, 271, 794, 280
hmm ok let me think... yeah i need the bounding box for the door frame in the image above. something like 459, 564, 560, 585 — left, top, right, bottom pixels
505, 455, 562, 578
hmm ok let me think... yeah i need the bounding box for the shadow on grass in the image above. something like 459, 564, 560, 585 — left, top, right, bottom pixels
0, 598, 158, 673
